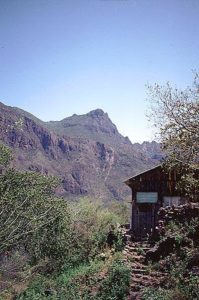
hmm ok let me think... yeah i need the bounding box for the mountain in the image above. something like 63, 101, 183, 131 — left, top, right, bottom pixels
46, 109, 130, 148
0, 102, 162, 201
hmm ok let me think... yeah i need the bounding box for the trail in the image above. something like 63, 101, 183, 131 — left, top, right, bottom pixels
122, 230, 167, 300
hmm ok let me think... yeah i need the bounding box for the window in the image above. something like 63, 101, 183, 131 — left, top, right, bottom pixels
136, 192, 158, 203
163, 196, 180, 207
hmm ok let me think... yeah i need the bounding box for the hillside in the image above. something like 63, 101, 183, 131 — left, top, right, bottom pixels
0, 102, 162, 201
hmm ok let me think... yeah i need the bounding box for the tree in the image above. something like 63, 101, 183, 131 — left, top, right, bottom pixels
0, 144, 72, 263
147, 74, 199, 200
0, 143, 12, 169
0, 144, 125, 268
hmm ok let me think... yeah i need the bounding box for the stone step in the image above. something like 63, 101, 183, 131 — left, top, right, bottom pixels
131, 268, 148, 275
125, 248, 150, 254
122, 238, 168, 297
129, 255, 145, 262
131, 265, 166, 278
149, 271, 166, 277
133, 242, 151, 247
126, 254, 145, 260
125, 234, 132, 239
125, 251, 143, 257
130, 283, 145, 291
131, 273, 162, 283
131, 277, 160, 288
133, 245, 151, 250
131, 262, 147, 269
130, 277, 152, 287
124, 247, 137, 252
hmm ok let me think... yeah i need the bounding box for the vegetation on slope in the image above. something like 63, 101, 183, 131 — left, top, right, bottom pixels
0, 143, 130, 299
147, 73, 199, 200
142, 74, 199, 299
143, 205, 199, 300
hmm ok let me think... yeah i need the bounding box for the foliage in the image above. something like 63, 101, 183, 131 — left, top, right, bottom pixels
143, 216, 199, 300
142, 274, 199, 300
17, 257, 130, 300
0, 144, 73, 267
142, 288, 168, 300
67, 198, 125, 263
0, 144, 12, 168
107, 201, 130, 225
0, 147, 125, 262
0, 144, 130, 299
147, 74, 199, 199
142, 287, 186, 300
0, 166, 124, 267
0, 167, 73, 265
96, 260, 130, 300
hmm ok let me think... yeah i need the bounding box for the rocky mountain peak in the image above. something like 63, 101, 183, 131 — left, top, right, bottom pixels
87, 109, 106, 118
0, 101, 162, 201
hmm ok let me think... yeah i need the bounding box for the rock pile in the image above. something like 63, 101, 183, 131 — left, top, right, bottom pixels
158, 203, 199, 224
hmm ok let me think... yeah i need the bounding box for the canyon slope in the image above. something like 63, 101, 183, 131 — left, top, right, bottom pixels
0, 102, 162, 201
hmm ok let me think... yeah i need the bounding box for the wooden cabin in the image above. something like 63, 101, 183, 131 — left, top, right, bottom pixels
125, 165, 186, 238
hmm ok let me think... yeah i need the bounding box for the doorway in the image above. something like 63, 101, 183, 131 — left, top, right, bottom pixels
135, 204, 155, 237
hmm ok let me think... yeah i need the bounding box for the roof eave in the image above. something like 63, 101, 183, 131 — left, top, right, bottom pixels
124, 164, 162, 184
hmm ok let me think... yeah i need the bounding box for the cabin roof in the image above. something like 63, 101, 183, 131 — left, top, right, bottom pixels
124, 164, 162, 186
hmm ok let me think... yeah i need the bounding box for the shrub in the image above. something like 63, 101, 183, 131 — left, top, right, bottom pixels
96, 260, 130, 300
0, 144, 78, 271
144, 215, 199, 300
67, 198, 125, 264
0, 145, 130, 299
0, 168, 73, 264
142, 287, 185, 300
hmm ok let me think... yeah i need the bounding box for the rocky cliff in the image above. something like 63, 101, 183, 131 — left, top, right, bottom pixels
0, 102, 162, 201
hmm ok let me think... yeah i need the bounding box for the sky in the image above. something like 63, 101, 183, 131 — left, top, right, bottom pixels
0, 0, 199, 143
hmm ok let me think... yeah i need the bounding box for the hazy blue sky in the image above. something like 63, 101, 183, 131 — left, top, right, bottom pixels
0, 0, 199, 142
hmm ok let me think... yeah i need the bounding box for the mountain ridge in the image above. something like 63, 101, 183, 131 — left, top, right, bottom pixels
0, 102, 163, 201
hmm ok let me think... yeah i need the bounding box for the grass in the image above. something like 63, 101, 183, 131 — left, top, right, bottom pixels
16, 252, 130, 300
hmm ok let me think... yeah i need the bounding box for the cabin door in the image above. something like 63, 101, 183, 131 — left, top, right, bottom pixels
137, 204, 154, 237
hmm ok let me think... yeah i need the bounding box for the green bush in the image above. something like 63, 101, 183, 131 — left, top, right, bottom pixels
143, 217, 199, 300
0, 145, 130, 299
67, 198, 125, 264
180, 275, 199, 300
142, 276, 199, 300
142, 287, 185, 300
17, 258, 130, 300
0, 167, 73, 265
0, 144, 12, 168
96, 260, 130, 300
